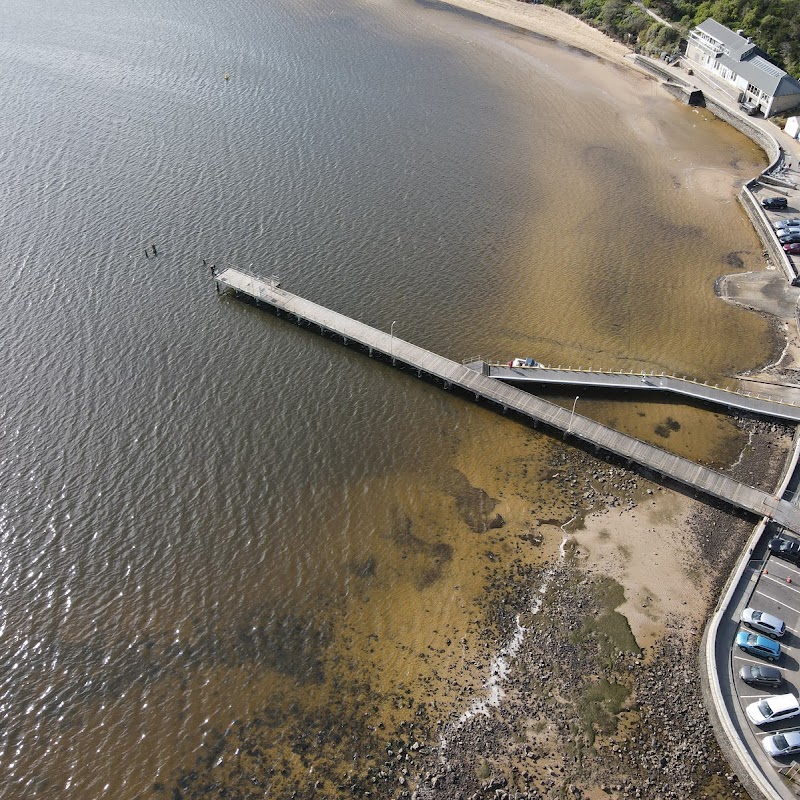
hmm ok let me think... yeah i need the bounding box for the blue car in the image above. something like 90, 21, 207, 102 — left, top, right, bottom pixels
737, 631, 781, 661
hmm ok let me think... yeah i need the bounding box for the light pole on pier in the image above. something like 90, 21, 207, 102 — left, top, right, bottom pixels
567, 395, 579, 436
390, 320, 397, 362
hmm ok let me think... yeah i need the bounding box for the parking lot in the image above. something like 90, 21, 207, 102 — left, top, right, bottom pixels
732, 535, 800, 787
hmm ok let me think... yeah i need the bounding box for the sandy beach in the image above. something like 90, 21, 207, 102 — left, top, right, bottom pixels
435, 0, 633, 67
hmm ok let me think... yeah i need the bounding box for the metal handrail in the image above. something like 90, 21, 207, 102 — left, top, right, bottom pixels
484, 363, 798, 407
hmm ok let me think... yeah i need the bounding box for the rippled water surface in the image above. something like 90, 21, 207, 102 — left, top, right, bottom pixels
0, 0, 775, 796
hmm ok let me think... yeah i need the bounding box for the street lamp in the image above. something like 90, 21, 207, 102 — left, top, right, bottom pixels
390, 320, 397, 361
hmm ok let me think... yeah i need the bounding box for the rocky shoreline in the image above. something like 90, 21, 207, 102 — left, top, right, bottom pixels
402, 415, 794, 800
163, 414, 794, 800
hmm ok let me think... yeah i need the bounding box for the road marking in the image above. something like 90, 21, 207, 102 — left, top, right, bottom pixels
762, 573, 800, 597
732, 654, 783, 665
750, 589, 800, 616
767, 557, 800, 575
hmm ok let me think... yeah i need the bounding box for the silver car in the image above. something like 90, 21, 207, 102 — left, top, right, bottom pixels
741, 608, 786, 639
763, 729, 800, 758
746, 694, 800, 726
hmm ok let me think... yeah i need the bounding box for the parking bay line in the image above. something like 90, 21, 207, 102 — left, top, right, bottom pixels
750, 589, 800, 616
732, 654, 784, 666
762, 572, 800, 597
767, 557, 800, 575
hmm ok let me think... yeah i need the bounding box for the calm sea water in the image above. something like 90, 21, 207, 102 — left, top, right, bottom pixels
0, 0, 774, 796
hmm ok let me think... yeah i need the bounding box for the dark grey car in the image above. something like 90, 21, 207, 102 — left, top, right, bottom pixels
769, 536, 800, 565
740, 664, 784, 688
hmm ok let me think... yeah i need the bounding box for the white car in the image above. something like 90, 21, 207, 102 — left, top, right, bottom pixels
775, 219, 800, 229
741, 607, 786, 638
763, 729, 800, 758
746, 694, 800, 726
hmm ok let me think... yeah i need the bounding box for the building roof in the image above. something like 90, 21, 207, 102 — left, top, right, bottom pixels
695, 18, 800, 98
695, 18, 760, 60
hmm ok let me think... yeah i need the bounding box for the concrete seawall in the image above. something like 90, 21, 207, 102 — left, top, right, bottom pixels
630, 55, 782, 164
698, 96, 797, 283
738, 184, 799, 283
703, 95, 781, 164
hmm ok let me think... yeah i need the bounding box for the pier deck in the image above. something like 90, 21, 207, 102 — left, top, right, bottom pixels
214, 266, 800, 533
473, 363, 800, 422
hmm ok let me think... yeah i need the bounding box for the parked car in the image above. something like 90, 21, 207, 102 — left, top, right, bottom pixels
785, 243, 800, 255
763, 196, 789, 210
736, 631, 781, 661
779, 234, 800, 245
739, 664, 784, 688
763, 730, 800, 758
775, 219, 800, 229
768, 536, 800, 564
742, 608, 786, 638
746, 694, 800, 726
777, 225, 800, 235
740, 101, 759, 115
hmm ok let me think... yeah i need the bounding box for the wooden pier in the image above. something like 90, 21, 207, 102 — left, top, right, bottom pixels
214, 266, 800, 533
470, 362, 800, 423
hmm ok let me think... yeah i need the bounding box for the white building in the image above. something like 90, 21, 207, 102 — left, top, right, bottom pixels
786, 116, 800, 140
685, 18, 800, 117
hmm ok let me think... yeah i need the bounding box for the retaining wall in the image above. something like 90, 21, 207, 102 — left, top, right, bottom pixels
701, 427, 800, 800
630, 56, 782, 166
633, 55, 796, 285
703, 97, 781, 166
629, 54, 689, 86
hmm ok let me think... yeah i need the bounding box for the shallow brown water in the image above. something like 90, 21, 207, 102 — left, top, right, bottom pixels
0, 0, 776, 796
